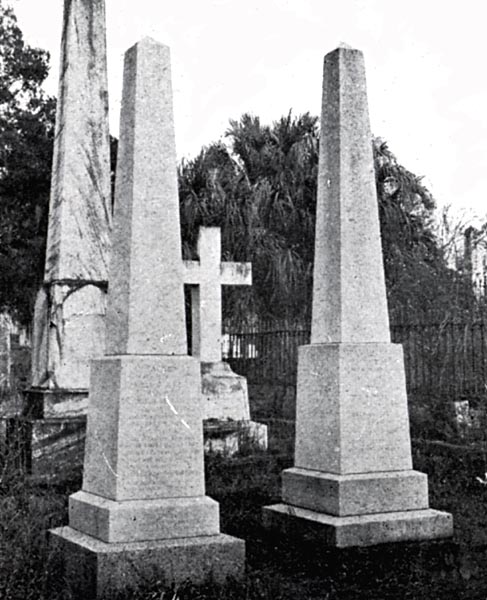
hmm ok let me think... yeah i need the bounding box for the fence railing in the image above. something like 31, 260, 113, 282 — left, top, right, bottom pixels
224, 321, 487, 400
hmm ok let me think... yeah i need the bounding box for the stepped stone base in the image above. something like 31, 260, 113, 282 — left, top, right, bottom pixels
282, 467, 429, 516
50, 526, 245, 599
263, 504, 453, 548
201, 362, 268, 455
69, 491, 220, 542
6, 415, 267, 479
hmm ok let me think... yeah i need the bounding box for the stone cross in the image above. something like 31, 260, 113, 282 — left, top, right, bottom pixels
51, 38, 244, 598
263, 45, 453, 548
183, 227, 251, 363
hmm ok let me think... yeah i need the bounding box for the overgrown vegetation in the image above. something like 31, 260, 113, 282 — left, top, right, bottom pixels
0, 0, 55, 325
0, 0, 476, 328
178, 116, 475, 325
1, 443, 487, 599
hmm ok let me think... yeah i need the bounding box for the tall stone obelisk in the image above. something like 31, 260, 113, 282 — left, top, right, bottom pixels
263, 45, 453, 547
27, 0, 111, 418
50, 38, 245, 598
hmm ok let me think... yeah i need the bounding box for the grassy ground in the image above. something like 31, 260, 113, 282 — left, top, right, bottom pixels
2, 440, 487, 599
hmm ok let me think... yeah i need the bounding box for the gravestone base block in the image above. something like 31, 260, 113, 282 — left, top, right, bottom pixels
5, 414, 85, 480
23, 387, 89, 419
50, 526, 245, 599
282, 467, 430, 515
201, 361, 250, 420
203, 419, 268, 455
201, 362, 268, 454
69, 491, 221, 542
262, 503, 453, 548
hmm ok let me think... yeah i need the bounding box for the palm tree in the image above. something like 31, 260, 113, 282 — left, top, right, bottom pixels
179, 114, 471, 326
179, 112, 319, 325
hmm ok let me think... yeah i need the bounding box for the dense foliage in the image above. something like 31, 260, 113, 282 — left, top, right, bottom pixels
179, 114, 473, 325
0, 1, 473, 326
179, 113, 318, 324
0, 1, 55, 324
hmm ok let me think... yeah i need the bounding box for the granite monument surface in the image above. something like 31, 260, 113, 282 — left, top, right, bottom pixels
263, 44, 453, 547
50, 38, 245, 597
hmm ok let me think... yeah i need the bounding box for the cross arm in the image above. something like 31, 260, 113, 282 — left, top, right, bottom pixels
220, 262, 252, 286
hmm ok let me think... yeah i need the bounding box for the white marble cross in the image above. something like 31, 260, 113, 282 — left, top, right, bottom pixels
183, 227, 251, 362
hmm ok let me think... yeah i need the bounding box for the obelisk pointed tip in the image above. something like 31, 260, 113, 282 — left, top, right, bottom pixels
139, 36, 167, 47
326, 42, 362, 58
127, 37, 170, 56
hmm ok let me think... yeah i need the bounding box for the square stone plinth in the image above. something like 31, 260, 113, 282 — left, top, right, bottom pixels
82, 355, 205, 501
201, 362, 250, 420
50, 526, 245, 599
295, 343, 413, 475
263, 504, 453, 548
69, 491, 220, 542
282, 468, 429, 516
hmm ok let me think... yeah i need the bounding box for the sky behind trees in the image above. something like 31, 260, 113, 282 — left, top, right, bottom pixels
11, 0, 487, 222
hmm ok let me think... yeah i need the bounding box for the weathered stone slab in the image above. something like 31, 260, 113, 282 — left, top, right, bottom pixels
51, 527, 245, 599
44, 0, 111, 282
201, 361, 250, 420
23, 389, 89, 419
31, 284, 106, 391
282, 468, 429, 516
5, 415, 85, 480
69, 492, 220, 543
263, 504, 453, 548
29, 0, 111, 400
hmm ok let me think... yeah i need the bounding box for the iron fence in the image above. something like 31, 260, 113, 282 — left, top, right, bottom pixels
224, 321, 487, 400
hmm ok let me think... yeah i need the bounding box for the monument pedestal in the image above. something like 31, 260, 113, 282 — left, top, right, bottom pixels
51, 352, 245, 595
52, 487, 245, 595
263, 504, 452, 548
265, 45, 452, 551
49, 33, 246, 597
264, 342, 453, 547
202, 361, 250, 421
51, 527, 244, 599
202, 361, 267, 454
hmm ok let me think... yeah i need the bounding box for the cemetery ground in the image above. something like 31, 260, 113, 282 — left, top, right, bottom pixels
2, 411, 487, 600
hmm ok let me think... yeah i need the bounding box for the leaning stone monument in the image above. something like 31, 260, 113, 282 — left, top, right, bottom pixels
50, 38, 245, 597
18, 0, 111, 474
184, 226, 267, 452
263, 45, 453, 547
